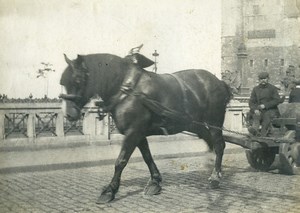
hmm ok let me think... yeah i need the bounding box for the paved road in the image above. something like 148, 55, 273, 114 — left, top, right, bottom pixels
0, 146, 299, 213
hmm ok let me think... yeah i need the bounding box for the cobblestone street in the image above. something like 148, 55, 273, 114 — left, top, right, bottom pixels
0, 146, 299, 213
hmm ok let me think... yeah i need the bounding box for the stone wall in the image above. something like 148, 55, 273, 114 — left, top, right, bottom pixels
221, 0, 300, 93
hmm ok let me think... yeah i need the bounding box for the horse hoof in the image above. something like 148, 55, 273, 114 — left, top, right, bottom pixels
96, 186, 115, 204
209, 179, 220, 189
96, 192, 115, 204
144, 180, 162, 195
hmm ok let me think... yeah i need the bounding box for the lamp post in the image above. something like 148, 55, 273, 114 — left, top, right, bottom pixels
152, 50, 159, 73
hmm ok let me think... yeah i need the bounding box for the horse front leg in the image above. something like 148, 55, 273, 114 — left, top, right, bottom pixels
138, 138, 162, 195
96, 131, 140, 204
208, 129, 225, 188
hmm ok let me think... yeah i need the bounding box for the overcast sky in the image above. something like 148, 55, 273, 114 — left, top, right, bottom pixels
0, 0, 221, 98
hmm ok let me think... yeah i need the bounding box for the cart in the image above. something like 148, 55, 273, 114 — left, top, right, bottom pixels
223, 103, 300, 175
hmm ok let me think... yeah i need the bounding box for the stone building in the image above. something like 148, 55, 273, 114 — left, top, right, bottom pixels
221, 0, 300, 95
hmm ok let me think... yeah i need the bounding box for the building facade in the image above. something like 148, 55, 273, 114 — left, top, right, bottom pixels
221, 0, 300, 94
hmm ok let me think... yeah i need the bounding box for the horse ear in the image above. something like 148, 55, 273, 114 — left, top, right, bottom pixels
64, 54, 73, 66
77, 54, 88, 71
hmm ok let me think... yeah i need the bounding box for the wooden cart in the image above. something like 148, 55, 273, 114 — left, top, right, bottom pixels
223, 103, 300, 175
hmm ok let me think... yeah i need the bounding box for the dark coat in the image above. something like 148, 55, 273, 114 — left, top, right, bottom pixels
249, 83, 281, 112
289, 87, 300, 103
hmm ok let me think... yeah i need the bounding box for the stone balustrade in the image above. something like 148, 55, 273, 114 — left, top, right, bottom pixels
0, 98, 250, 144
0, 102, 111, 144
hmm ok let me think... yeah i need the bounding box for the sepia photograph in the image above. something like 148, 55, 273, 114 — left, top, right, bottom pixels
0, 0, 299, 212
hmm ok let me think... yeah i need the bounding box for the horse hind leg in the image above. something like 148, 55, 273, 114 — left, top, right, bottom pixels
195, 125, 214, 152
138, 138, 162, 195
208, 128, 226, 189
192, 123, 224, 188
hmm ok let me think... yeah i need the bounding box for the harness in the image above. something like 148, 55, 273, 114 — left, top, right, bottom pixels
96, 68, 254, 138
168, 73, 190, 116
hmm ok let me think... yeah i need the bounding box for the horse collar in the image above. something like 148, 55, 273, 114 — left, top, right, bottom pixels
99, 67, 144, 112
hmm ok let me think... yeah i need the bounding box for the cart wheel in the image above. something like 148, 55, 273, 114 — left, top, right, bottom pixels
278, 143, 300, 175
245, 148, 276, 171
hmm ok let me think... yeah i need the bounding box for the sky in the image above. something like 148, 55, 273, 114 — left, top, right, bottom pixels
0, 0, 221, 98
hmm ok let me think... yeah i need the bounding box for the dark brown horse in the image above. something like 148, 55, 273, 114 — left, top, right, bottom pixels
60, 53, 232, 203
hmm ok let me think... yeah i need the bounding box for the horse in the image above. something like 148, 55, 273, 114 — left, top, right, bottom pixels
60, 52, 232, 204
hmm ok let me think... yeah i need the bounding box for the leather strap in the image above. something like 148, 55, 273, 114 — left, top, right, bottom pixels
168, 74, 190, 116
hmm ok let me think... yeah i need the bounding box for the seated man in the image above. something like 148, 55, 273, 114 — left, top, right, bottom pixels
248, 72, 282, 136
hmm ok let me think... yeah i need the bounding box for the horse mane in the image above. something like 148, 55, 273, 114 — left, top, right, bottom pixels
82, 54, 130, 101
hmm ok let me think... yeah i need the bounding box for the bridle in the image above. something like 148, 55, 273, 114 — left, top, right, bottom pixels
59, 64, 89, 108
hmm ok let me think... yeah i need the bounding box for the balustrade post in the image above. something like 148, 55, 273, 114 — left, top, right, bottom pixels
0, 112, 4, 140
83, 111, 97, 136
27, 113, 35, 138
56, 112, 65, 137
224, 109, 243, 132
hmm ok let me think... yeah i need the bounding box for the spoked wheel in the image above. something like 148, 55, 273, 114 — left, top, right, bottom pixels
278, 143, 300, 175
245, 147, 277, 171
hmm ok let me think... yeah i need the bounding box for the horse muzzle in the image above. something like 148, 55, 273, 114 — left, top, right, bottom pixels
59, 94, 82, 102
60, 95, 82, 121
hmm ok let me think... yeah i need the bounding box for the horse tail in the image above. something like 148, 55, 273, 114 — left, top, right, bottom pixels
222, 80, 233, 105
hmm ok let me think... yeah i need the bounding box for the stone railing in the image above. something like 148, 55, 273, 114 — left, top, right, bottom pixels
0, 102, 114, 144
0, 98, 251, 144
0, 97, 62, 103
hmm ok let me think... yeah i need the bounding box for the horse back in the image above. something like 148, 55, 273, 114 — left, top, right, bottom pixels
136, 69, 231, 124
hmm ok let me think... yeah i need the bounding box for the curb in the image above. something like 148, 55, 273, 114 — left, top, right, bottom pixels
0, 148, 244, 174
0, 134, 196, 152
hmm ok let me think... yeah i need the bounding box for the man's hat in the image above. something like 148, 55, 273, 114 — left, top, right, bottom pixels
258, 72, 269, 79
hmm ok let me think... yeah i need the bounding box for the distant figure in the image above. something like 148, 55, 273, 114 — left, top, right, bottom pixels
248, 72, 282, 136
281, 65, 296, 93
2, 94, 7, 100
289, 79, 300, 103
221, 70, 241, 94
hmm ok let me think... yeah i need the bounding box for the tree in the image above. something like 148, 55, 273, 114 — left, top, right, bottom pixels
36, 62, 55, 97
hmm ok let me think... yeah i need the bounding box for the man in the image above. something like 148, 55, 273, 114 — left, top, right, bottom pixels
281, 65, 296, 93
289, 80, 300, 103
248, 72, 282, 136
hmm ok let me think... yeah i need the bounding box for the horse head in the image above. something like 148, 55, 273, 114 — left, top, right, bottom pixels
60, 53, 133, 121
60, 54, 90, 121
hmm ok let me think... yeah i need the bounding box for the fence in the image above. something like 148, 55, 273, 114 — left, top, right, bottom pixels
0, 98, 250, 143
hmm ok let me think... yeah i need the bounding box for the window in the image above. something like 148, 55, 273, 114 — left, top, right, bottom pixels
250, 60, 254, 67
253, 5, 260, 15
284, 0, 300, 18
280, 59, 285, 66
264, 59, 268, 67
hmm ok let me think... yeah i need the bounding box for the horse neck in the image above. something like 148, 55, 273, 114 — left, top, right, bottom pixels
94, 64, 140, 103
98, 72, 126, 103
101, 64, 142, 106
